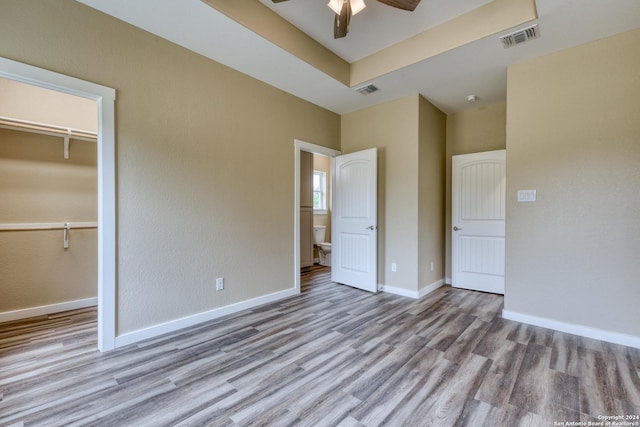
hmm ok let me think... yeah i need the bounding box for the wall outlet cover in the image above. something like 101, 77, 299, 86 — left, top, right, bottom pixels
517, 189, 537, 202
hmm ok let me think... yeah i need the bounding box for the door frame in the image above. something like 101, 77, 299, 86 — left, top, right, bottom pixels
293, 140, 340, 292
0, 57, 117, 351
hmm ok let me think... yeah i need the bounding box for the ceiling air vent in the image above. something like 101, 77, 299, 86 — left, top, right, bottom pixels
499, 24, 539, 48
355, 84, 379, 95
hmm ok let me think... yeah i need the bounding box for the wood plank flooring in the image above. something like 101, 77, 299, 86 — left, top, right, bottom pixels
1, 267, 639, 426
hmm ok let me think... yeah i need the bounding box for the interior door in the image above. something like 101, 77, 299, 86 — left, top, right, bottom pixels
452, 149, 506, 294
332, 148, 377, 293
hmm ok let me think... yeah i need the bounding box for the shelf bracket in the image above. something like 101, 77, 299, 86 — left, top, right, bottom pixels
63, 129, 71, 159
63, 223, 70, 249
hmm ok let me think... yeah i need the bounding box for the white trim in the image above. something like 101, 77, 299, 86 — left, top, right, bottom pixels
502, 309, 640, 350
0, 115, 97, 142
0, 57, 117, 351
294, 140, 340, 293
381, 285, 419, 299
381, 278, 445, 299
0, 298, 97, 323
445, 277, 452, 285
115, 288, 298, 348
0, 222, 97, 231
418, 279, 444, 298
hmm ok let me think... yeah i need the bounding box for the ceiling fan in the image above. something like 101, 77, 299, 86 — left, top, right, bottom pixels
272, 0, 421, 39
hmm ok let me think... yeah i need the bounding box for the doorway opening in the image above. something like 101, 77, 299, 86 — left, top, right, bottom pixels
0, 77, 99, 329
293, 140, 340, 293
302, 152, 333, 267
0, 57, 116, 351
294, 140, 379, 294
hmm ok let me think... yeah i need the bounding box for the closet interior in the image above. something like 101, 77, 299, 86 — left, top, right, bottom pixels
0, 78, 98, 322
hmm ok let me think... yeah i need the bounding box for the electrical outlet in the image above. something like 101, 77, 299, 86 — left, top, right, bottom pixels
391, 262, 397, 272
517, 189, 537, 202
430, 262, 434, 272
216, 277, 224, 291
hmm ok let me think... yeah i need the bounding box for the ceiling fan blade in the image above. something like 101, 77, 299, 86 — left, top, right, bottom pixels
334, 1, 352, 39
376, 0, 421, 11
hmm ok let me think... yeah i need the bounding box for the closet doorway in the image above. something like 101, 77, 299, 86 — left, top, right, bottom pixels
0, 57, 116, 351
0, 77, 98, 327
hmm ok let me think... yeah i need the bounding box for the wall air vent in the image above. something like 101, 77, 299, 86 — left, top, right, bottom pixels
499, 24, 540, 48
355, 84, 379, 95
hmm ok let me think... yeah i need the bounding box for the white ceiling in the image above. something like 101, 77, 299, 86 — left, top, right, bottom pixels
77, 0, 640, 114
258, 0, 494, 62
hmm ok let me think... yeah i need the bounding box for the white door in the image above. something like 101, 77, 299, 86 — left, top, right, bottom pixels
332, 148, 378, 293
452, 150, 506, 294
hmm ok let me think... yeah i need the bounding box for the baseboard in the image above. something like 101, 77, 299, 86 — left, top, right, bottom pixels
115, 287, 299, 348
381, 279, 444, 300
445, 277, 452, 285
418, 279, 444, 298
0, 297, 97, 323
502, 309, 640, 350
381, 285, 419, 298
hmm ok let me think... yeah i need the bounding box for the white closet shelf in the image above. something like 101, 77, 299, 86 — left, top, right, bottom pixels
0, 116, 97, 159
0, 222, 98, 231
0, 222, 97, 249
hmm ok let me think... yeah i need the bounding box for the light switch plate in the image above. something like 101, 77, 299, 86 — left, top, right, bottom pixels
517, 189, 537, 202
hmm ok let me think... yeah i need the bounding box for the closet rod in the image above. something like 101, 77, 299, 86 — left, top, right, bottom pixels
0, 116, 97, 142
0, 222, 98, 232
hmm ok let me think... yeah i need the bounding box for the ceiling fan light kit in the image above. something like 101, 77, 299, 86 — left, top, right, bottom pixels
274, 0, 421, 39
328, 0, 366, 16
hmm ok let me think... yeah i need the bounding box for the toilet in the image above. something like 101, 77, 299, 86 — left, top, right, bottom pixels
312, 226, 332, 267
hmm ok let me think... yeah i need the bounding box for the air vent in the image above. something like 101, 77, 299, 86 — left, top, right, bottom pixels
355, 84, 379, 95
499, 24, 539, 48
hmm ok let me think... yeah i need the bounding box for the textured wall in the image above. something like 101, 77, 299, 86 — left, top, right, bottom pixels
342, 95, 419, 290
0, 78, 97, 132
341, 94, 446, 292
0, 0, 340, 334
418, 96, 446, 290
505, 29, 640, 337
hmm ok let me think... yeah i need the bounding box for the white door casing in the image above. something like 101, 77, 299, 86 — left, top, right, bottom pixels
452, 149, 506, 294
332, 148, 378, 293
0, 57, 117, 350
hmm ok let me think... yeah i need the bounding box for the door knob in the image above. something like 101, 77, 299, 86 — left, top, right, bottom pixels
366, 225, 376, 230
453, 226, 462, 231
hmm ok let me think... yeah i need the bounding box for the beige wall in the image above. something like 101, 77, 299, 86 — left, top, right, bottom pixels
445, 102, 506, 279
342, 94, 446, 292
0, 77, 97, 131
0, 0, 340, 334
505, 29, 640, 338
342, 96, 419, 290
418, 96, 446, 289
0, 129, 97, 311
313, 153, 331, 244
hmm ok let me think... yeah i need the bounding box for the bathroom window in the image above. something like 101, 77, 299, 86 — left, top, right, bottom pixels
313, 170, 327, 213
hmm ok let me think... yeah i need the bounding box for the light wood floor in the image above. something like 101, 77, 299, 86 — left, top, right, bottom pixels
1, 267, 639, 426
